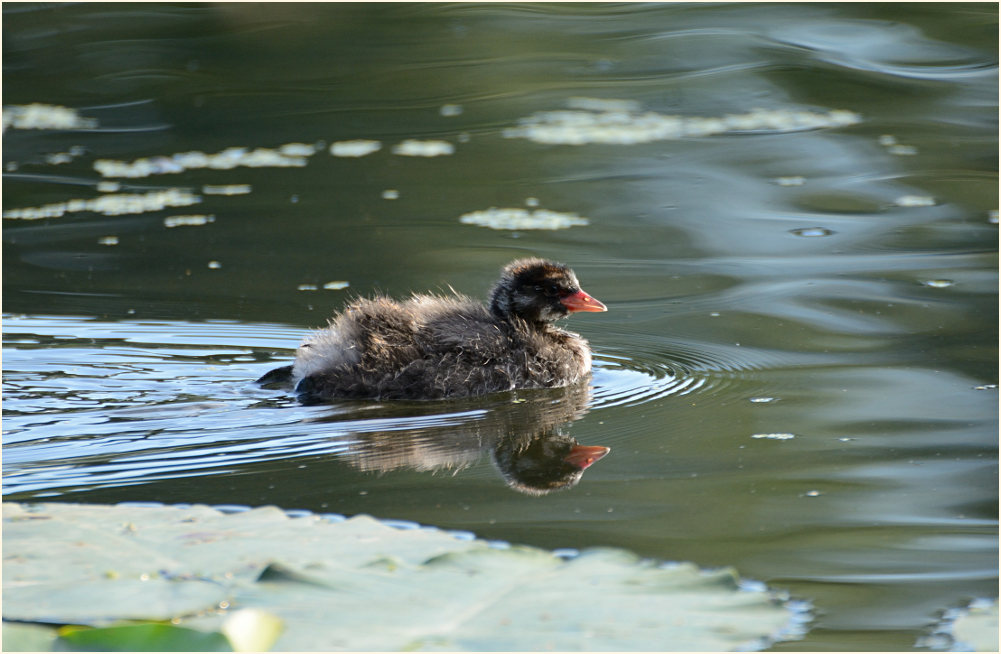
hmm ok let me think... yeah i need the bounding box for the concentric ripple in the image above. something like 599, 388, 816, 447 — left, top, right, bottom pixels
3, 314, 805, 497
590, 353, 703, 408
589, 335, 796, 410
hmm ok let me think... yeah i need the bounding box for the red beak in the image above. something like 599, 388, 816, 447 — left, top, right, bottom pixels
560, 288, 607, 313
563, 445, 611, 470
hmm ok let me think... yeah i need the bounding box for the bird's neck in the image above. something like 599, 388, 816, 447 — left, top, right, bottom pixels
490, 304, 550, 331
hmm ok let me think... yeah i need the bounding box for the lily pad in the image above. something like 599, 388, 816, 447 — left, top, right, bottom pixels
953, 599, 999, 652
2, 502, 808, 651
2, 622, 60, 652
58, 623, 231, 652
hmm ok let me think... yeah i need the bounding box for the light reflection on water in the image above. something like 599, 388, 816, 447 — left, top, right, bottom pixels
2, 2, 997, 650
0, 315, 663, 495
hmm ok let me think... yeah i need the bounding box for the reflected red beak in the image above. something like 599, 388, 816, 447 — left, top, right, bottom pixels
560, 289, 607, 313
563, 445, 611, 470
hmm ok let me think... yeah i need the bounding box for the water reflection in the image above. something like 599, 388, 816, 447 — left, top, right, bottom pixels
305, 384, 609, 495
1, 314, 616, 497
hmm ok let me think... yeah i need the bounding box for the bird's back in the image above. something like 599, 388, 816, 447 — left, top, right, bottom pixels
289, 292, 590, 402
292, 294, 514, 401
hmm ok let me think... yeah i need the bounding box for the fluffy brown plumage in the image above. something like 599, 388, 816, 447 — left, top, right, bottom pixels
259, 258, 607, 403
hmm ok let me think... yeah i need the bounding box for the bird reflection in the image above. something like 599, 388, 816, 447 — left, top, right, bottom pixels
305, 383, 609, 495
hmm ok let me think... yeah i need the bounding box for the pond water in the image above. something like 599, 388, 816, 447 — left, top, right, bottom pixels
3, 3, 998, 651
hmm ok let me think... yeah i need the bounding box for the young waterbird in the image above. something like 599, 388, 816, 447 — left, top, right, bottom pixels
258, 258, 607, 403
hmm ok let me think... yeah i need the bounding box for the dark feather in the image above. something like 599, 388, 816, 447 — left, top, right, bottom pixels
260, 259, 604, 402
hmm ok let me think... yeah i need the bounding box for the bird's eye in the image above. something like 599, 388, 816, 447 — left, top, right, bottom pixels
534, 283, 562, 297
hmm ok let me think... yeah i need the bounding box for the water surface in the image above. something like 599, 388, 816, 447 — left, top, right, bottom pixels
3, 3, 998, 651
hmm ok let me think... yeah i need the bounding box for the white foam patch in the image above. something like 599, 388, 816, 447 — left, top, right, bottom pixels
164, 214, 216, 228
94, 144, 315, 178
330, 140, 382, 157
751, 433, 796, 440
392, 139, 455, 157
3, 103, 98, 130
459, 207, 589, 230
504, 102, 861, 145
4, 189, 201, 220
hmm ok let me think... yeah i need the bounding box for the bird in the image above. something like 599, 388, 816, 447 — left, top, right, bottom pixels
258, 258, 607, 403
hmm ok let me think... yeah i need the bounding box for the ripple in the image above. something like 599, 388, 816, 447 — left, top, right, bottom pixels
5, 315, 612, 497
591, 354, 700, 408
1, 315, 800, 496
764, 19, 994, 82
590, 337, 777, 409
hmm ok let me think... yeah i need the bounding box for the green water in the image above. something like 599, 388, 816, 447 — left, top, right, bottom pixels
3, 3, 997, 650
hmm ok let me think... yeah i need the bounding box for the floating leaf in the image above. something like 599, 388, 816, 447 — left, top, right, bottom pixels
58, 623, 231, 652
2, 502, 808, 651
2, 622, 59, 652
953, 599, 999, 652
